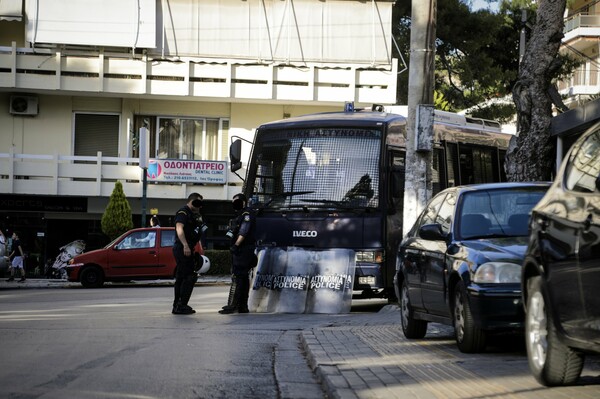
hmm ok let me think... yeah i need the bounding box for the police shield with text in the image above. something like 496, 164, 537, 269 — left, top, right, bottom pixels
172, 192, 204, 315
219, 193, 256, 314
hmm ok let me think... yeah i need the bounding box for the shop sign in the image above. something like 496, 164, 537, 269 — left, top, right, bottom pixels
146, 159, 227, 184
0, 195, 87, 212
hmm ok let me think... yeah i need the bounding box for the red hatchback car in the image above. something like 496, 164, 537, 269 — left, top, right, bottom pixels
67, 227, 203, 288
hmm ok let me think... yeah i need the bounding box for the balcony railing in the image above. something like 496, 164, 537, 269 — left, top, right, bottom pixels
0, 43, 398, 105
564, 13, 600, 34
556, 61, 600, 95
0, 150, 242, 200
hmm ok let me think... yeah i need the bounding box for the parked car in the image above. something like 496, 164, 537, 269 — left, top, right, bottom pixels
66, 227, 205, 288
395, 182, 550, 353
522, 124, 600, 386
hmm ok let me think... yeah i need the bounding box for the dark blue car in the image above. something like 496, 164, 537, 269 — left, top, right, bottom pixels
395, 182, 549, 353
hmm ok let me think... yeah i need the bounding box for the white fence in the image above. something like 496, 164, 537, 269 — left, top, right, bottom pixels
0, 44, 398, 105
0, 150, 242, 200
564, 13, 600, 33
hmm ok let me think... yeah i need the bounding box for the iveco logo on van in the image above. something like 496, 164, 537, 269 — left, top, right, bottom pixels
293, 230, 318, 237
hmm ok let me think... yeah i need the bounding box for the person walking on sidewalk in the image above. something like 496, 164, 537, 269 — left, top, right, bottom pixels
0, 228, 6, 251
0, 228, 7, 270
219, 193, 256, 314
172, 193, 204, 315
6, 232, 26, 283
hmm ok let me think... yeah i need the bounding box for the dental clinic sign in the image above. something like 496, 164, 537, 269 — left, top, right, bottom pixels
146, 159, 227, 184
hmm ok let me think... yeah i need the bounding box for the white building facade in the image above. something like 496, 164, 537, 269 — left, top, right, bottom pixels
0, 0, 398, 265
558, 0, 600, 107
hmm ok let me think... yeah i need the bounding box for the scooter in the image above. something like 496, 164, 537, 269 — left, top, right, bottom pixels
46, 240, 86, 279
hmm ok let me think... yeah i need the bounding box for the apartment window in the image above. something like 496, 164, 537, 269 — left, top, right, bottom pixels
133, 116, 229, 161
74, 113, 119, 157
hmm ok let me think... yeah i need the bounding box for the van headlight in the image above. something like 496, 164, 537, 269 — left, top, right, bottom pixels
473, 262, 521, 283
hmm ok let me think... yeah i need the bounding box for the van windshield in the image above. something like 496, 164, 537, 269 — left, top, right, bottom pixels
249, 128, 381, 210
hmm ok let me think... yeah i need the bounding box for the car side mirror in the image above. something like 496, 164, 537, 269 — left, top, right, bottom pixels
419, 223, 447, 241
596, 172, 600, 192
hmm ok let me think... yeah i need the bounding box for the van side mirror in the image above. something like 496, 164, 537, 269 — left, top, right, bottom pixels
230, 139, 242, 172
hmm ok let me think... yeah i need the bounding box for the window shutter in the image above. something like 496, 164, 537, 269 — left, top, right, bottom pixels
74, 114, 119, 157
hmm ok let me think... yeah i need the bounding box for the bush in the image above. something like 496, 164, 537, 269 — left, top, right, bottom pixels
203, 249, 231, 275
101, 181, 133, 240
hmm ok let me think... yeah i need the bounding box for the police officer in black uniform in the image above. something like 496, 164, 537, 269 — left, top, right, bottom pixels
172, 192, 204, 315
219, 193, 256, 314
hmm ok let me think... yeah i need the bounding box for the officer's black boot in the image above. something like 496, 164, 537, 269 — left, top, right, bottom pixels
219, 276, 243, 314
221, 275, 237, 311
174, 274, 196, 314
237, 272, 250, 313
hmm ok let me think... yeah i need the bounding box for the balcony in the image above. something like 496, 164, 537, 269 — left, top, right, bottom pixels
0, 43, 398, 106
0, 150, 243, 201
556, 62, 600, 100
563, 13, 600, 51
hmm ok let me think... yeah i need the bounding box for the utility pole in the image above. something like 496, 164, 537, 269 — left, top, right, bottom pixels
519, 8, 527, 63
139, 127, 150, 227
402, 0, 437, 236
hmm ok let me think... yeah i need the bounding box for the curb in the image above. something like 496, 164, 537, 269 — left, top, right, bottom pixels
0, 276, 232, 289
301, 331, 344, 399
300, 305, 401, 399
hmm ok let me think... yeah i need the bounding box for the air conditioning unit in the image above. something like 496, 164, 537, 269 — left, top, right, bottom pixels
9, 95, 38, 116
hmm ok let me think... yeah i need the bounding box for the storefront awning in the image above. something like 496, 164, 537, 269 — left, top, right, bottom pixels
0, 0, 23, 21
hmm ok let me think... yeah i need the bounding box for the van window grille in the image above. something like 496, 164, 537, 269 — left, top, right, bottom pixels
251, 128, 381, 209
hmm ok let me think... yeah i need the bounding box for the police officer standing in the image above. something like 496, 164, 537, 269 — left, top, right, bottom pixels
172, 192, 204, 315
219, 193, 256, 314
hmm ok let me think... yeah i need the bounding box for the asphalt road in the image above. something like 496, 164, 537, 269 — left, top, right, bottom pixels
0, 284, 385, 399
3, 283, 598, 399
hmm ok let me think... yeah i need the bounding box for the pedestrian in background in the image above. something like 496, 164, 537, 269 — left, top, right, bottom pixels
6, 232, 26, 283
136, 215, 160, 246
150, 215, 160, 228
219, 193, 256, 314
0, 228, 7, 270
0, 228, 6, 253
172, 193, 204, 315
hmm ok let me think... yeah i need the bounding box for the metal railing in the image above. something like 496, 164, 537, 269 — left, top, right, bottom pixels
0, 150, 242, 200
0, 43, 398, 105
556, 63, 600, 93
564, 13, 600, 34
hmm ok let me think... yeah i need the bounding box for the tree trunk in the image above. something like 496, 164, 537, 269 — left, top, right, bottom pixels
506, 0, 566, 181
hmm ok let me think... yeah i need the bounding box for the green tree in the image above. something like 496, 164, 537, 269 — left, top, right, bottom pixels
101, 181, 133, 240
433, 90, 450, 111
393, 0, 525, 117
393, 0, 577, 124
393, 1, 578, 180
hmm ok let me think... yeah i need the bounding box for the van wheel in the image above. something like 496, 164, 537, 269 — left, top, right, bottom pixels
525, 276, 584, 386
453, 281, 486, 353
400, 280, 428, 338
80, 266, 104, 288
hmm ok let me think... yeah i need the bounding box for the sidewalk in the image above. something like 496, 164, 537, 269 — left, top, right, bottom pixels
0, 276, 231, 289
300, 306, 600, 399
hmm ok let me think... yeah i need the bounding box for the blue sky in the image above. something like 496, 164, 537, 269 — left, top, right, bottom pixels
471, 0, 500, 12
